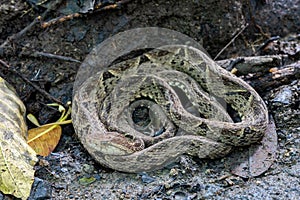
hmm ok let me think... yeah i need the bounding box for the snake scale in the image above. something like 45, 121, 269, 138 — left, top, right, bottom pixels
72, 28, 269, 173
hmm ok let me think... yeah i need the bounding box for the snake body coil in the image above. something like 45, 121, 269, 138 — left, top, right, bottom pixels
72, 28, 268, 173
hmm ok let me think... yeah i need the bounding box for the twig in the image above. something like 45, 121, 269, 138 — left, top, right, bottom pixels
94, 0, 132, 12
225, 57, 245, 71
257, 36, 281, 52
0, 59, 63, 105
41, 13, 82, 28
41, 0, 132, 28
255, 24, 270, 39
214, 23, 249, 60
0, 17, 40, 51
0, 0, 64, 52
33, 51, 81, 63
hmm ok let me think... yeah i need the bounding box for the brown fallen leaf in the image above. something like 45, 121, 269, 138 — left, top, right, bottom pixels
27, 102, 72, 156
27, 125, 62, 156
228, 116, 277, 178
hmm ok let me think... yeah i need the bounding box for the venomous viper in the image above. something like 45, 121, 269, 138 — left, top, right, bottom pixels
72, 29, 269, 173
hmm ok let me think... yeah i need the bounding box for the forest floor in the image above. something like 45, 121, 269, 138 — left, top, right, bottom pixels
0, 0, 299, 199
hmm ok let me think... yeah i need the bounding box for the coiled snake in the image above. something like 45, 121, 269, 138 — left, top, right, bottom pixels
72, 28, 269, 173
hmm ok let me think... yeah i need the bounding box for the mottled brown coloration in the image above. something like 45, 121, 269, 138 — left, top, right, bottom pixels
72, 45, 269, 173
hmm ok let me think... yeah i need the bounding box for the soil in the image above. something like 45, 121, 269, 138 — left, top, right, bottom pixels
0, 0, 299, 199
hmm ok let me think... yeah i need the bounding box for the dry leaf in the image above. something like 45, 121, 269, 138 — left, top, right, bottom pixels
0, 77, 38, 199
228, 116, 277, 178
28, 125, 62, 156
26, 101, 72, 156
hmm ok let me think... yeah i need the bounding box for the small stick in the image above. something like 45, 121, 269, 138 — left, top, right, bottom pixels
0, 17, 40, 51
33, 51, 81, 63
257, 36, 281, 52
41, 0, 132, 28
0, 59, 63, 105
0, 0, 64, 51
41, 13, 81, 28
214, 23, 249, 60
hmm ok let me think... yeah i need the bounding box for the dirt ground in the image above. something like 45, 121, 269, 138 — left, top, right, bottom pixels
0, 0, 299, 199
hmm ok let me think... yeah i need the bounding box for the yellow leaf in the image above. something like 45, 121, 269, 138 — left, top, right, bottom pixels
0, 76, 37, 200
28, 125, 62, 156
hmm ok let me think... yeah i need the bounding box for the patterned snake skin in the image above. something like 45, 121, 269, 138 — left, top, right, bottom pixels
72, 41, 269, 172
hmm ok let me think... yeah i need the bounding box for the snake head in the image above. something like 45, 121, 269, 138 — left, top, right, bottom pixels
87, 131, 145, 156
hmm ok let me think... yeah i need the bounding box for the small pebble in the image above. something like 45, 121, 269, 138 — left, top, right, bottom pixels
272, 87, 293, 104
82, 164, 95, 174
61, 167, 68, 173
140, 173, 156, 184
169, 168, 179, 176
